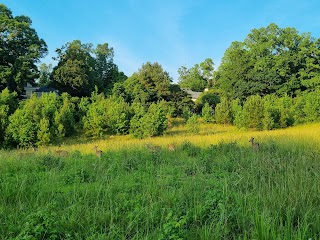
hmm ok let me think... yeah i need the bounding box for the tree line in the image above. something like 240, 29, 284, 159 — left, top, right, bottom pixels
0, 62, 193, 148
1, 4, 320, 148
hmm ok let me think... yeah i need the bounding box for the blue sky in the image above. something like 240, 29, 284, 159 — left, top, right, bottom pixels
3, 0, 320, 82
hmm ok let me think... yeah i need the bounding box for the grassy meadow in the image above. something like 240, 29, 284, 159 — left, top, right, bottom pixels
1, 120, 320, 239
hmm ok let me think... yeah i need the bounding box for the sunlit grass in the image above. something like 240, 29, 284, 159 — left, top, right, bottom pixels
1, 121, 320, 238
1, 120, 319, 158
51, 121, 320, 153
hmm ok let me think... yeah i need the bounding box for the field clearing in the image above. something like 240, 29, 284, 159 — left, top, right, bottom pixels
1, 122, 320, 239
1, 120, 317, 158
63, 122, 320, 153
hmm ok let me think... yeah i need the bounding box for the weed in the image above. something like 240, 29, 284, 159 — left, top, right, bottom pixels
40, 154, 65, 171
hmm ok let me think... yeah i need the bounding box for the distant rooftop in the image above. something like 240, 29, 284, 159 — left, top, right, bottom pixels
21, 83, 59, 99
183, 88, 208, 101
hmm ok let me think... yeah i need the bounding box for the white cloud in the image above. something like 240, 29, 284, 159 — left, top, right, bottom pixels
109, 40, 143, 77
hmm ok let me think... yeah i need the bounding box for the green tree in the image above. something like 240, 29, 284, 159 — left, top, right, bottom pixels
38, 63, 52, 86
186, 114, 200, 134
5, 92, 76, 147
82, 92, 106, 137
178, 59, 214, 92
292, 95, 306, 124
217, 23, 320, 99
200, 58, 215, 87
202, 102, 213, 123
5, 108, 38, 148
52, 40, 98, 96
216, 41, 250, 100
37, 117, 51, 146
262, 95, 280, 130
124, 62, 172, 105
278, 95, 294, 128
241, 95, 264, 130
0, 4, 48, 95
230, 98, 244, 127
105, 96, 131, 135
96, 43, 127, 94
0, 88, 18, 145
130, 103, 167, 138
54, 93, 76, 139
195, 90, 220, 113
165, 84, 194, 117
303, 91, 320, 122
214, 97, 232, 124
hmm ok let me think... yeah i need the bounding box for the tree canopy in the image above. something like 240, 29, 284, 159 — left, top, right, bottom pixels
216, 23, 320, 100
0, 4, 47, 95
51, 40, 98, 97
123, 62, 172, 104
178, 58, 214, 92
51, 40, 126, 97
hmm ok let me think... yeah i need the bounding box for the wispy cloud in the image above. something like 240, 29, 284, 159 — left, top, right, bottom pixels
109, 39, 143, 77
139, 0, 196, 81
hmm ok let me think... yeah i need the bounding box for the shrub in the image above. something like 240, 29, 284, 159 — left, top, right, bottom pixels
304, 91, 320, 122
16, 204, 64, 239
262, 95, 280, 130
215, 97, 232, 124
130, 103, 167, 138
202, 102, 213, 123
5, 108, 38, 147
83, 104, 105, 137
241, 95, 264, 130
37, 117, 51, 146
292, 95, 306, 125
195, 90, 220, 113
0, 88, 19, 145
186, 114, 200, 134
54, 93, 76, 137
105, 96, 131, 135
231, 98, 245, 129
82, 92, 106, 137
278, 95, 294, 128
182, 106, 193, 122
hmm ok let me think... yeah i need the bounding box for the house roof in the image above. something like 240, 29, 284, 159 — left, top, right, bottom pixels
183, 89, 202, 100
35, 86, 58, 93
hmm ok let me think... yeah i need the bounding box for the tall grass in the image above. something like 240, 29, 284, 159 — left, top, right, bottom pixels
0, 122, 320, 239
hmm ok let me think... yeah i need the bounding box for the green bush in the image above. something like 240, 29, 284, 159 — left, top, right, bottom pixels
262, 95, 280, 130
5, 108, 38, 148
231, 98, 244, 128
54, 93, 76, 137
304, 91, 320, 122
83, 103, 105, 137
130, 103, 167, 138
240, 95, 264, 130
186, 114, 200, 134
0, 88, 19, 145
4, 92, 77, 147
202, 102, 213, 123
278, 95, 294, 128
195, 90, 220, 113
37, 118, 51, 146
214, 97, 232, 124
105, 96, 131, 135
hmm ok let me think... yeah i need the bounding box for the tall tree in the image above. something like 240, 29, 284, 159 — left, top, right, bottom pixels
94, 43, 127, 94
178, 58, 214, 91
124, 62, 172, 105
0, 4, 47, 95
38, 63, 52, 86
52, 41, 126, 96
200, 58, 215, 87
217, 23, 320, 100
51, 40, 98, 97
